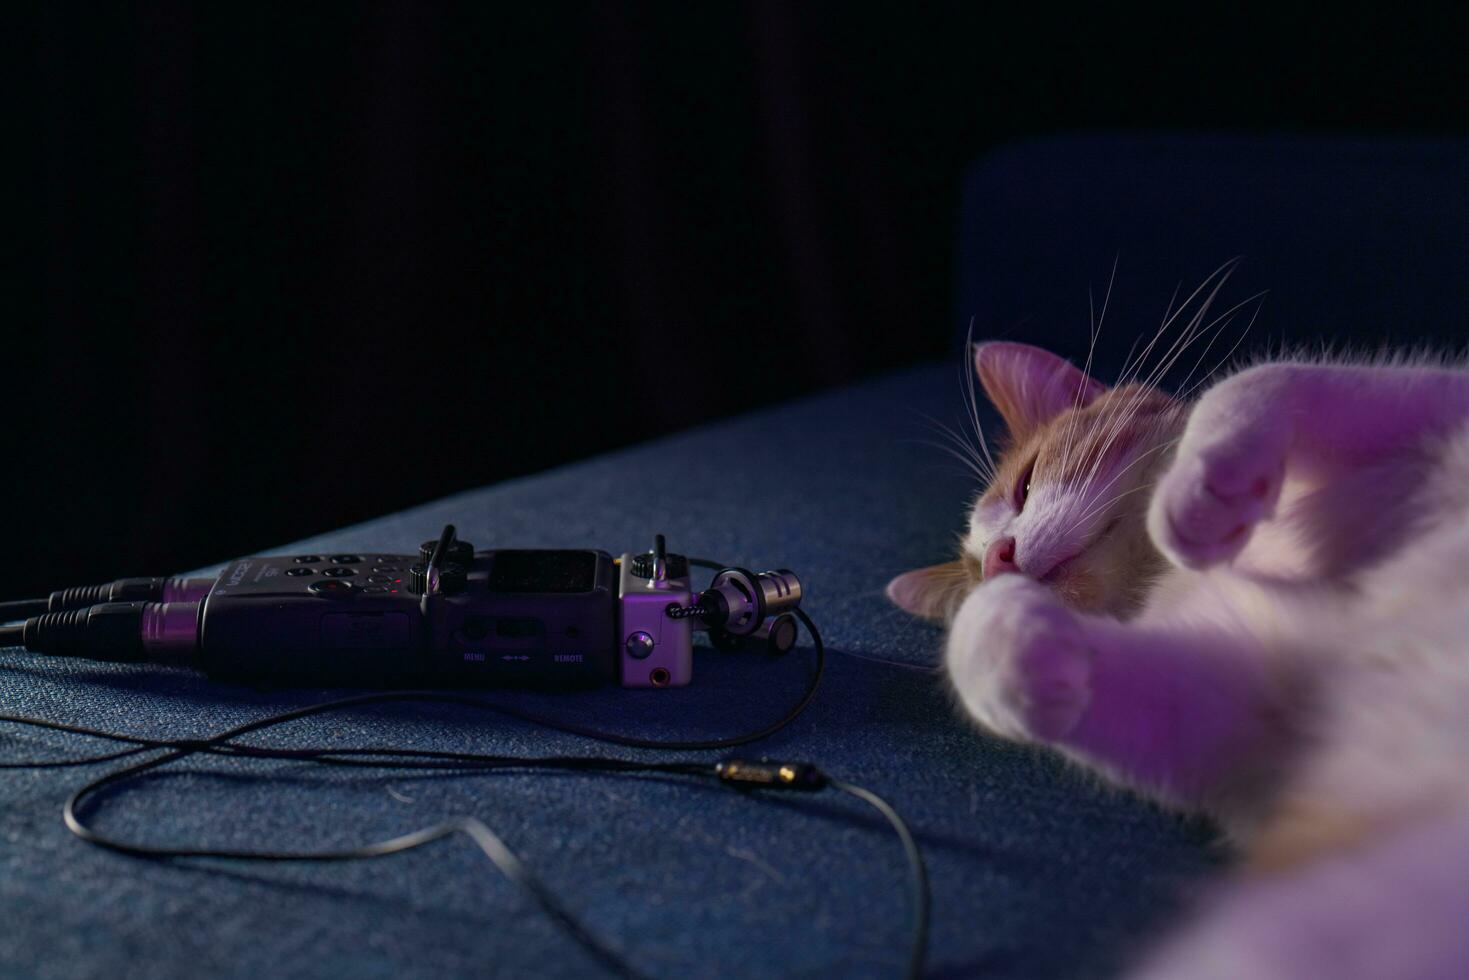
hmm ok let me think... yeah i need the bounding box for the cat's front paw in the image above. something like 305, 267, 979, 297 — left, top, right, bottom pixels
946, 576, 1093, 742
1148, 418, 1289, 570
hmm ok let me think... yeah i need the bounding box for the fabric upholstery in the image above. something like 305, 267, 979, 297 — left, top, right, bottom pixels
10, 134, 1468, 978
1, 363, 1216, 979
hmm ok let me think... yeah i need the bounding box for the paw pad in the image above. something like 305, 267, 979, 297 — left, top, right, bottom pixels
1149, 431, 1286, 569
946, 581, 1094, 742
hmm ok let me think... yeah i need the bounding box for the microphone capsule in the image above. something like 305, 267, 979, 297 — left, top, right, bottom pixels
703, 568, 803, 637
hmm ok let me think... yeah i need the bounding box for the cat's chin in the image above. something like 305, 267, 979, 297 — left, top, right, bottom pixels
1037, 520, 1132, 611
1040, 518, 1121, 584
1040, 552, 1082, 583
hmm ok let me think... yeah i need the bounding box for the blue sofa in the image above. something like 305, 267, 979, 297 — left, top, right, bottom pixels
5, 136, 1467, 979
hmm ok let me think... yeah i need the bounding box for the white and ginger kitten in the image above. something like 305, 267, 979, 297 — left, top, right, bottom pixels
889, 336, 1469, 979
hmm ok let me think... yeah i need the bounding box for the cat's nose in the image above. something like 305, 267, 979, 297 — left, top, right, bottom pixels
983, 536, 1020, 578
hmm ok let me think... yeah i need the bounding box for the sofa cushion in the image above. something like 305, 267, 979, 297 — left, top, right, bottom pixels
1, 363, 1216, 979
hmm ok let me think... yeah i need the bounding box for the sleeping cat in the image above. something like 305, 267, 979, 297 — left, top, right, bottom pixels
889, 336, 1469, 978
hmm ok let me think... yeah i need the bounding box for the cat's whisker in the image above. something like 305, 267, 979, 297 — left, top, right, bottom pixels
1133, 261, 1236, 391
1062, 287, 1095, 466
914, 404, 983, 452
1153, 271, 1251, 389
934, 400, 980, 460
1076, 435, 1178, 507
1171, 290, 1268, 399
1169, 310, 1238, 398
918, 345, 1002, 487
1113, 257, 1237, 395
916, 412, 997, 484
1063, 257, 1116, 467
962, 318, 1000, 479
1061, 437, 1180, 538
1076, 266, 1239, 499
1071, 436, 1179, 526
1175, 292, 1267, 402
1126, 259, 1241, 389
920, 418, 993, 474
964, 369, 999, 480
1097, 254, 1119, 336
1159, 280, 1182, 334
1082, 285, 1251, 490
911, 436, 994, 483
1077, 379, 1175, 503
1065, 482, 1156, 539
1079, 272, 1214, 490
1131, 288, 1254, 435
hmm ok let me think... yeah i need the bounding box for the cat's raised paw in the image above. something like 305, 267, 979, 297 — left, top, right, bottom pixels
945, 576, 1094, 742
1148, 424, 1288, 569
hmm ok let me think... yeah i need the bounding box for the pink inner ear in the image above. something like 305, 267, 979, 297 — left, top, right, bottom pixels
974, 341, 1105, 437
886, 562, 967, 620
886, 568, 935, 615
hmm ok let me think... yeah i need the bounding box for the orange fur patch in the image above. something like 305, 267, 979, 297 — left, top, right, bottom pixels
1246, 797, 1376, 874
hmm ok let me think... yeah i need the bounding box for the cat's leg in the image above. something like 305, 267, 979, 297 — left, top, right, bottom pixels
1124, 810, 1469, 980
1149, 361, 1469, 568
948, 575, 1283, 809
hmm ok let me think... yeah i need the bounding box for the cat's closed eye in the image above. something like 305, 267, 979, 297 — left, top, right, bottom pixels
1014, 456, 1037, 510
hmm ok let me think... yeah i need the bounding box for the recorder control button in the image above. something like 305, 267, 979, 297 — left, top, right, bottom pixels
309, 580, 354, 597
361, 586, 388, 594
293, 556, 322, 564
625, 631, 655, 660
285, 567, 314, 577
322, 567, 356, 578
329, 555, 363, 564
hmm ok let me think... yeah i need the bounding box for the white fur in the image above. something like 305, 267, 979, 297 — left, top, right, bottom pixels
945, 355, 1469, 979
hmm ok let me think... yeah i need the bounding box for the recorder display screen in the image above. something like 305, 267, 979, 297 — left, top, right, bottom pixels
486, 550, 598, 594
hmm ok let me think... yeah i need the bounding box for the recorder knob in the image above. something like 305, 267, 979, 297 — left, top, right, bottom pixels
629, 552, 690, 580
408, 561, 467, 596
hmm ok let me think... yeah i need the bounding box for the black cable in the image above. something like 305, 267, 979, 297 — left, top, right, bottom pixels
0, 745, 155, 770
0, 598, 47, 620
61, 741, 688, 980
829, 779, 930, 980
49, 743, 928, 980
43, 733, 927, 979
0, 624, 24, 645
0, 566, 929, 978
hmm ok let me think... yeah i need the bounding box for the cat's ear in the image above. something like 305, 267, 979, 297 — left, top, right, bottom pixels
974, 341, 1105, 440
886, 561, 971, 622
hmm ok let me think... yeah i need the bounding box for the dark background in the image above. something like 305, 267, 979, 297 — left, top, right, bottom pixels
8, 3, 1469, 600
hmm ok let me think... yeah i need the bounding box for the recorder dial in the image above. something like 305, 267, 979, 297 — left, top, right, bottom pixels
408, 561, 467, 596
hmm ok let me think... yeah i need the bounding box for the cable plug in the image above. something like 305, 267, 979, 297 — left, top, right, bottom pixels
714, 759, 827, 791
47, 576, 214, 612
22, 603, 149, 661
21, 601, 200, 663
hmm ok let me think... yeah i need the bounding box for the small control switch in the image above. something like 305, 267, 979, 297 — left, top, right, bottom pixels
625, 631, 655, 660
